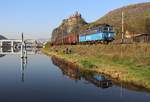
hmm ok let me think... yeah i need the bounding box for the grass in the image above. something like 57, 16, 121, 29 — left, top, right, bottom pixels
42, 43, 150, 89
80, 59, 96, 69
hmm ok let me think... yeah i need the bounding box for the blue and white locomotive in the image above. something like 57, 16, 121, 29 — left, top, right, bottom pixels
79, 24, 115, 44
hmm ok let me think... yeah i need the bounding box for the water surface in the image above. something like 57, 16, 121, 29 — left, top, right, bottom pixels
0, 53, 150, 102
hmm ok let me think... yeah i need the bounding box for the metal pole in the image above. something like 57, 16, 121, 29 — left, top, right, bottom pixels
121, 11, 124, 44
0, 41, 2, 47
11, 41, 13, 47
22, 32, 24, 42
24, 43, 27, 58
0, 47, 2, 52
21, 33, 23, 58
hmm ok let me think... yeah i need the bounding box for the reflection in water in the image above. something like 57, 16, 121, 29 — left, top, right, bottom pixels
52, 57, 113, 89
0, 54, 5, 58
21, 57, 27, 82
52, 56, 150, 93
0, 46, 36, 83
0, 47, 41, 83
84, 73, 112, 88
0, 52, 150, 102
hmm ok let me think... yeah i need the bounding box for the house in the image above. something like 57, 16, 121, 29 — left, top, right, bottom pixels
133, 33, 150, 43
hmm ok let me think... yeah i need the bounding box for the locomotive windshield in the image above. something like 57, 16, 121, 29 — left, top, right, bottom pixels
102, 26, 114, 32
103, 27, 109, 31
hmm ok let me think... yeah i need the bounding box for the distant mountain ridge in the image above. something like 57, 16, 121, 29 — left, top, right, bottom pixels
0, 35, 7, 40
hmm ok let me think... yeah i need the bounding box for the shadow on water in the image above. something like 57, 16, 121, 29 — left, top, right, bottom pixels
51, 56, 113, 89
51, 56, 150, 93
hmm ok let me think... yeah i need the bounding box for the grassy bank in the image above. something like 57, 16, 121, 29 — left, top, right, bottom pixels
42, 43, 150, 90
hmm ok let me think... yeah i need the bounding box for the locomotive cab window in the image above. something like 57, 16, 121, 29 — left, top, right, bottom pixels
103, 27, 109, 32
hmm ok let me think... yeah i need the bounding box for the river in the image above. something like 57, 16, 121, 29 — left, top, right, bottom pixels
0, 50, 150, 102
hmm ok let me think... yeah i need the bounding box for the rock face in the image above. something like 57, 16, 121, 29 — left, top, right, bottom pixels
51, 12, 87, 42
0, 35, 6, 40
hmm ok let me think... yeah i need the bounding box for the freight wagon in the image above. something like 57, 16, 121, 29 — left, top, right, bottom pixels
63, 34, 78, 44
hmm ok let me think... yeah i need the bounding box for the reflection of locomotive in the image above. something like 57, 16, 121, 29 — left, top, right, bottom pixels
52, 24, 115, 45
52, 57, 112, 88
84, 74, 112, 88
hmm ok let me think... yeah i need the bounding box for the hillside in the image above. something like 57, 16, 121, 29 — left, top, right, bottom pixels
51, 2, 150, 41
0, 35, 6, 40
86, 2, 150, 38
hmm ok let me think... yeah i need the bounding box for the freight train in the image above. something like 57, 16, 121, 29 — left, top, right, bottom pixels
52, 24, 116, 45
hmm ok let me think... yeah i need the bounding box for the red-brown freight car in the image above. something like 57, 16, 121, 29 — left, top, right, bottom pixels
53, 34, 78, 45
67, 34, 78, 44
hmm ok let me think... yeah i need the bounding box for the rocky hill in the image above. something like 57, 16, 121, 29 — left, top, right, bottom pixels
51, 12, 87, 42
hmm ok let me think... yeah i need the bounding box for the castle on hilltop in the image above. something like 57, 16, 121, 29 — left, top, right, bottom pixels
62, 12, 82, 26
69, 11, 81, 19
51, 12, 87, 42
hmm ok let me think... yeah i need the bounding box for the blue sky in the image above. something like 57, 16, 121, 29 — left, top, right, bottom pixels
0, 0, 149, 39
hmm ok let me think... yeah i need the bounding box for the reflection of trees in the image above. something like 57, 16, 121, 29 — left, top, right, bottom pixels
51, 57, 112, 89
52, 56, 81, 81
